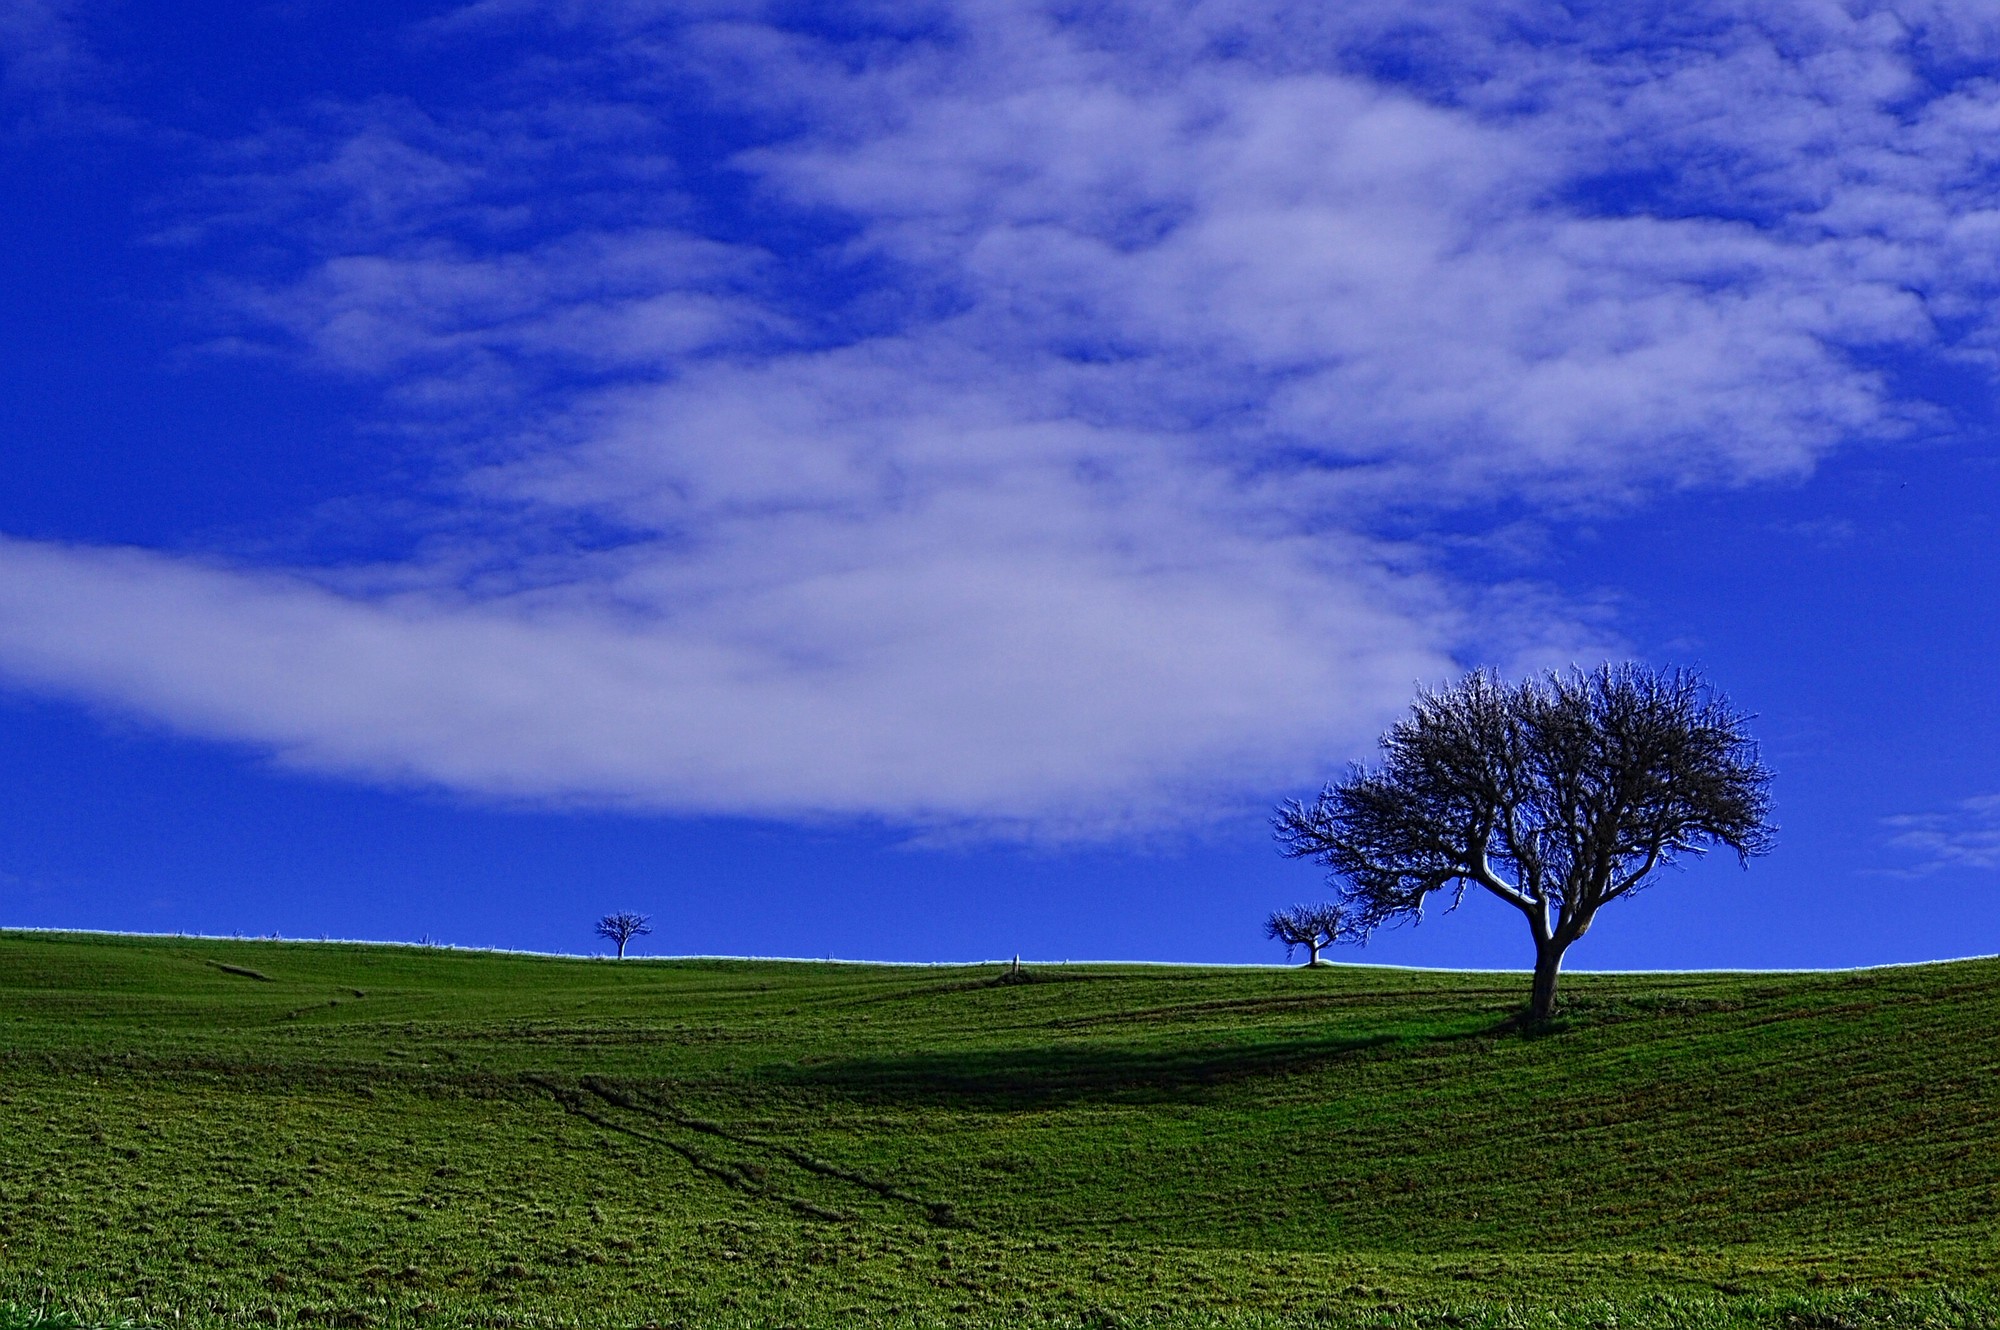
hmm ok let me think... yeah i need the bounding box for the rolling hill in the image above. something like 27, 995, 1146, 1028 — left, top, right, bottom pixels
3, 929, 1997, 1328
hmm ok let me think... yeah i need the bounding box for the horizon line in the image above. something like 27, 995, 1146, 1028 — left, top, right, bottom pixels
1, 924, 1992, 977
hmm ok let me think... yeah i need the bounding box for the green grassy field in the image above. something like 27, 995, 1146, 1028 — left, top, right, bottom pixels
3, 930, 1998, 1328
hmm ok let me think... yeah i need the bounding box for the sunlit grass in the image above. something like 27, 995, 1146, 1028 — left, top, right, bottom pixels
3, 930, 1998, 1327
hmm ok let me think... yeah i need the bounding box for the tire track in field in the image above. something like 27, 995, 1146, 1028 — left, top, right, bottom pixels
526, 1074, 963, 1229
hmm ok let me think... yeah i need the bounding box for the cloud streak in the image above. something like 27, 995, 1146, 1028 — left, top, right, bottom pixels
0, 0, 82, 93
1883, 795, 2000, 875
2, 0, 1998, 834
0, 530, 1449, 832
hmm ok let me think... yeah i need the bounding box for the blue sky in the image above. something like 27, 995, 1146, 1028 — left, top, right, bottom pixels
2, 0, 1999, 968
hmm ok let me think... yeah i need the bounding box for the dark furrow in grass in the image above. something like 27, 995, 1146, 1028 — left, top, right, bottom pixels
1038, 993, 1519, 1031
569, 1076, 965, 1227
521, 1073, 785, 1204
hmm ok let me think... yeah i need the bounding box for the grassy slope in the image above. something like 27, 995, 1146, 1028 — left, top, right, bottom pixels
2, 931, 1999, 1329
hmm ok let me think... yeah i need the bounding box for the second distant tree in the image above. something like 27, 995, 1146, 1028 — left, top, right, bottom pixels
1264, 903, 1358, 966
594, 911, 652, 959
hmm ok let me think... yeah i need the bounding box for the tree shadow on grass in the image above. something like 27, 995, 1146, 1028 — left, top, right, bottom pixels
777, 1021, 1505, 1109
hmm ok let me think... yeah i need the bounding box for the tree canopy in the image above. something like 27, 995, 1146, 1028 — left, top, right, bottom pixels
1275, 664, 1774, 1020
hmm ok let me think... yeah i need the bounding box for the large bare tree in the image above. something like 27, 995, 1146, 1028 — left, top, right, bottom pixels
1275, 665, 1774, 1021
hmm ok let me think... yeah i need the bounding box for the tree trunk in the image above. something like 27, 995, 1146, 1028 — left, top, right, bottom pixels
1305, 939, 1322, 966
616, 939, 628, 959
1529, 940, 1564, 1022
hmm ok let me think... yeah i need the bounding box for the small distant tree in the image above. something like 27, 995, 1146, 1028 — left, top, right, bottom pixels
594, 911, 652, 959
1275, 664, 1774, 1022
1264, 903, 1360, 966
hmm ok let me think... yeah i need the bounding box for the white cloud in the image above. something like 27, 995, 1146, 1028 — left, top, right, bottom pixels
221, 229, 775, 378
0, 526, 1451, 833
2, 0, 1998, 834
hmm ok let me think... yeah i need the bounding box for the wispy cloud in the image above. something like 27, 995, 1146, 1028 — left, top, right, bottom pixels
0, 0, 76, 81
1884, 795, 2000, 874
0, 0, 112, 129
1, 0, 1997, 835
